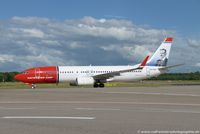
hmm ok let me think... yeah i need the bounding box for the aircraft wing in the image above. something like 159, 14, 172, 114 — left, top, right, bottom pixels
92, 56, 149, 80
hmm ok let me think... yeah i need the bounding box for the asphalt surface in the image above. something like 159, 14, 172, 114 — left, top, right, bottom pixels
0, 86, 200, 134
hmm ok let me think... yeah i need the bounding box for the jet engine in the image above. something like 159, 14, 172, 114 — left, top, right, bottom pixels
75, 77, 95, 85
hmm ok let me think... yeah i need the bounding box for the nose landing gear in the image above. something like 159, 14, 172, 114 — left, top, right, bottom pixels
27, 83, 36, 89
31, 84, 36, 89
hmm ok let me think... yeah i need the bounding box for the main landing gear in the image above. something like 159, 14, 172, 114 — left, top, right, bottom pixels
93, 83, 105, 88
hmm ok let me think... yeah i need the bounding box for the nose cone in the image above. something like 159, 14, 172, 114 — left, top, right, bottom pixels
14, 74, 22, 81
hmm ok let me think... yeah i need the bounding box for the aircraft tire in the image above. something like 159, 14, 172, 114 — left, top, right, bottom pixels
93, 83, 99, 88
31, 84, 36, 89
99, 83, 104, 88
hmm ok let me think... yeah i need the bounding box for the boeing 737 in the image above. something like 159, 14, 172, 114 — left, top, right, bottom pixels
14, 37, 180, 88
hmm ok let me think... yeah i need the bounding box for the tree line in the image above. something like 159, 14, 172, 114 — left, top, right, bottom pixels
149, 72, 200, 80
0, 72, 19, 82
0, 72, 200, 82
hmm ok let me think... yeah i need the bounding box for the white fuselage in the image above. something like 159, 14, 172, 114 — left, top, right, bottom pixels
58, 65, 163, 83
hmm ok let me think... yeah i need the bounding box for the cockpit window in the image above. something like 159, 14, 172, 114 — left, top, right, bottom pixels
21, 71, 29, 74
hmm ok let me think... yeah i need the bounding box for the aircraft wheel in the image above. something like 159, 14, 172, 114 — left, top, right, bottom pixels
93, 83, 99, 88
31, 84, 36, 89
99, 83, 105, 88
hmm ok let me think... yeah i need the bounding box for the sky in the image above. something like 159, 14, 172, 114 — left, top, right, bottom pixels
0, 0, 199, 72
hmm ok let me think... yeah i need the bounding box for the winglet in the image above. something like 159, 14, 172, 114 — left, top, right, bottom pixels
139, 55, 149, 68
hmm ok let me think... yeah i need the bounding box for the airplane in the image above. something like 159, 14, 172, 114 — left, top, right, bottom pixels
14, 37, 181, 88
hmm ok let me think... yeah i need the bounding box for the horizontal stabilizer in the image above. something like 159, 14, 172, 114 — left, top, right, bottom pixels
159, 64, 184, 70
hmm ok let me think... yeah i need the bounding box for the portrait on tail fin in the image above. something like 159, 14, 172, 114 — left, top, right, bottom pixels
155, 48, 168, 66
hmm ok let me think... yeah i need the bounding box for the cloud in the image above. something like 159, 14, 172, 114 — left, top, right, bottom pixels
0, 54, 14, 63
0, 16, 199, 72
195, 63, 200, 67
187, 38, 200, 48
10, 28, 45, 38
22, 28, 45, 38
